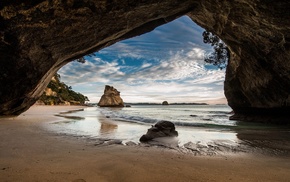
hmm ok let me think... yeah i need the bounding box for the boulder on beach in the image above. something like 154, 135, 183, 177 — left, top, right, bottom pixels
140, 121, 178, 142
98, 85, 124, 107
162, 101, 169, 105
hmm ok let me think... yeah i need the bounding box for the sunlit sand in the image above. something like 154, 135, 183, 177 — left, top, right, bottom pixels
0, 105, 289, 181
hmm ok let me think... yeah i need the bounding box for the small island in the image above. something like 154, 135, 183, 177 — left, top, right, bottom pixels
162, 101, 169, 105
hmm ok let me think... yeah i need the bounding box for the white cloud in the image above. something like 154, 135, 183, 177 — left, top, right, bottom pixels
120, 47, 217, 83
141, 62, 152, 68
58, 47, 226, 103
57, 16, 226, 104
58, 58, 126, 85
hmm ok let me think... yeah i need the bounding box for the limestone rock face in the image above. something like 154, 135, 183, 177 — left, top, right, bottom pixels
98, 85, 124, 107
0, 1, 290, 122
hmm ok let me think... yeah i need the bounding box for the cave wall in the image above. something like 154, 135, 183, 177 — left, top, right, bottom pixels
1, 0, 290, 122
0, 0, 196, 115
187, 1, 290, 122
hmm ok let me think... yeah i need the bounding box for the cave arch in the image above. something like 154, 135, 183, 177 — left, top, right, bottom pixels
1, 1, 290, 122
58, 15, 225, 105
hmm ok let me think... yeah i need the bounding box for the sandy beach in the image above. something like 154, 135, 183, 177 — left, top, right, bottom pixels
0, 106, 290, 182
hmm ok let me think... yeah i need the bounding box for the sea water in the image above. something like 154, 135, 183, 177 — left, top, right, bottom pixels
99, 104, 234, 127
46, 104, 244, 146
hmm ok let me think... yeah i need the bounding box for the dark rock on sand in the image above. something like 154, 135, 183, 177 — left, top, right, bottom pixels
125, 141, 137, 146
94, 140, 105, 146
184, 142, 199, 152
190, 115, 198, 117
98, 85, 124, 107
106, 139, 123, 145
140, 121, 178, 142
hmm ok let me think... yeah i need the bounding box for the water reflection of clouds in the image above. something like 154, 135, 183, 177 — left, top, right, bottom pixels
176, 127, 238, 146
50, 108, 239, 145
48, 108, 290, 155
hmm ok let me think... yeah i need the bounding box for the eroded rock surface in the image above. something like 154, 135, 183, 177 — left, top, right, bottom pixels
98, 85, 124, 107
188, 1, 290, 122
0, 1, 290, 122
140, 121, 178, 142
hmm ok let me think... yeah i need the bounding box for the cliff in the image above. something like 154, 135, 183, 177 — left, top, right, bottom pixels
0, 1, 290, 122
38, 74, 88, 105
98, 85, 124, 107
187, 1, 290, 122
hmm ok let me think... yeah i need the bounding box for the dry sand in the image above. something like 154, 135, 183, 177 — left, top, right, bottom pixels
0, 105, 290, 182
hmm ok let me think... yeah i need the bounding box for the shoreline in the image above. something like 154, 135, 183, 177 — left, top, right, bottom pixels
1, 105, 290, 181
48, 106, 290, 157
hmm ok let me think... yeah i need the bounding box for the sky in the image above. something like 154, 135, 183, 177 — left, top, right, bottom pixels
58, 16, 227, 104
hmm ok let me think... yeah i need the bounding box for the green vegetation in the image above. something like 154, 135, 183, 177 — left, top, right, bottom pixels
38, 73, 89, 105
202, 31, 229, 69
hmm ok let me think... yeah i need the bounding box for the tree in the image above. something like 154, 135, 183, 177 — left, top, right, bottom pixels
75, 57, 86, 63
39, 73, 89, 105
202, 31, 229, 69
75, 53, 96, 64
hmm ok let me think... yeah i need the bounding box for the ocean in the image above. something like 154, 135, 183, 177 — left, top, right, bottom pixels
43, 104, 290, 155
46, 104, 245, 146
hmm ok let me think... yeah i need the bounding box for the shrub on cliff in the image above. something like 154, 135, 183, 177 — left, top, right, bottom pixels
39, 74, 89, 105
203, 31, 229, 69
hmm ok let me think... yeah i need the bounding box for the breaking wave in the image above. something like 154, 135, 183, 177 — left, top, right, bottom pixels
99, 105, 236, 128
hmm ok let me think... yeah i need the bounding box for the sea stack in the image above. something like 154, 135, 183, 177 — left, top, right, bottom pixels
98, 85, 124, 107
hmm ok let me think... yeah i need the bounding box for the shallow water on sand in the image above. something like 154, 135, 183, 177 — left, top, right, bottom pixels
46, 105, 237, 145
45, 105, 290, 155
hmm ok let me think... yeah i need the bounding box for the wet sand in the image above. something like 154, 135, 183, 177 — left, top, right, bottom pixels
0, 105, 290, 182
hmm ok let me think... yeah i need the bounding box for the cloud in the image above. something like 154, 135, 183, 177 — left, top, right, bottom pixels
59, 58, 126, 85
140, 62, 152, 69
120, 47, 223, 84
116, 80, 225, 103
96, 16, 212, 62
57, 15, 226, 103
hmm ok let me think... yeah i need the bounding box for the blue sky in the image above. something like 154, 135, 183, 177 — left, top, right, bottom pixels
58, 16, 227, 104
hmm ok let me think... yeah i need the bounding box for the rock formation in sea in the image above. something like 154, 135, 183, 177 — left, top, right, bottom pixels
98, 85, 124, 107
0, 1, 289, 123
162, 101, 169, 105
140, 121, 178, 142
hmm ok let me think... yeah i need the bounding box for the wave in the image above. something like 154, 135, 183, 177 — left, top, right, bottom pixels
209, 114, 229, 117
99, 108, 158, 124
208, 111, 231, 115
174, 121, 236, 129
99, 107, 236, 128
114, 117, 236, 129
